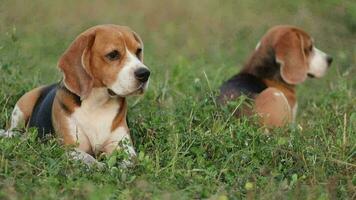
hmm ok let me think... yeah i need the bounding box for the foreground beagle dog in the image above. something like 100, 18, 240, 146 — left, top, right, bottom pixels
218, 25, 332, 127
0, 25, 150, 166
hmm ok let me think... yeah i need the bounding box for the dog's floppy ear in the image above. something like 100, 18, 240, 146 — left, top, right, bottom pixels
275, 31, 308, 84
132, 31, 144, 62
58, 30, 96, 99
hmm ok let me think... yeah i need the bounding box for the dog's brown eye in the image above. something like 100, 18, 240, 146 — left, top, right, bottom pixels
136, 48, 142, 58
304, 45, 313, 53
106, 50, 120, 61
309, 45, 313, 51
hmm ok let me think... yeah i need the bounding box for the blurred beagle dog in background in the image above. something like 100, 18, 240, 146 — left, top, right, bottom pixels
218, 25, 332, 127
0, 25, 150, 166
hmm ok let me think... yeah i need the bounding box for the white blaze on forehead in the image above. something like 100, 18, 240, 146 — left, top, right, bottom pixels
308, 47, 329, 78
109, 49, 148, 96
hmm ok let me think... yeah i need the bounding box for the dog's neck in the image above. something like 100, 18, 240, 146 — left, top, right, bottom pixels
81, 88, 125, 109
80, 87, 127, 132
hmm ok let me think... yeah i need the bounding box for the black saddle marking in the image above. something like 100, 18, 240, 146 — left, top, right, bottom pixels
218, 73, 267, 104
28, 83, 58, 138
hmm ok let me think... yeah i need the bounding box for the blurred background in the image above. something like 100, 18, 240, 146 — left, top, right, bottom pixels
1, 0, 355, 86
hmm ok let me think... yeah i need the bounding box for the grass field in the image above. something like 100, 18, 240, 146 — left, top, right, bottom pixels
0, 0, 355, 199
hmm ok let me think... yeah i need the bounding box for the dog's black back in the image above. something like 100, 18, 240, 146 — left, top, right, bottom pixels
217, 73, 267, 104
28, 84, 58, 138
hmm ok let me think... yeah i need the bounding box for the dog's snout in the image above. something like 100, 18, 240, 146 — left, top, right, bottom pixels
134, 68, 150, 82
326, 56, 333, 66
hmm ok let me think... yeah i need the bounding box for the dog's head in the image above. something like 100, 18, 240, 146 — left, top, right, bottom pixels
58, 24, 150, 99
252, 25, 332, 85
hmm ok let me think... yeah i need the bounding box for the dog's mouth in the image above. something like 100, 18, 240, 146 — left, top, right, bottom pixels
107, 89, 117, 96
107, 83, 146, 97
307, 73, 315, 78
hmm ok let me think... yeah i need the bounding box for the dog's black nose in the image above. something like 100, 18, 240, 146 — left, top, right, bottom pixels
134, 68, 150, 82
327, 56, 333, 66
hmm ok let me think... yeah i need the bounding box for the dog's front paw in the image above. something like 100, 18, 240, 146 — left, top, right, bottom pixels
69, 150, 105, 169
117, 160, 133, 169
83, 156, 105, 169
0, 129, 5, 137
91, 160, 105, 169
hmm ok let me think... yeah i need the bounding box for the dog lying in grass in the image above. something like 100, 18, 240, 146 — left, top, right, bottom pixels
0, 24, 150, 167
218, 25, 332, 127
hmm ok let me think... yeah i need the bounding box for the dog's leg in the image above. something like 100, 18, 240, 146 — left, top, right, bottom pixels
1, 86, 45, 137
103, 127, 137, 168
255, 87, 292, 127
117, 137, 137, 168
52, 102, 105, 169
0, 105, 26, 137
69, 149, 104, 168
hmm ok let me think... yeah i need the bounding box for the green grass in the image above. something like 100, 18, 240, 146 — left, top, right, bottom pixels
0, 0, 355, 199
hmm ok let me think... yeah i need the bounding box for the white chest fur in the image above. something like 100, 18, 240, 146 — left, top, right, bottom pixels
67, 88, 123, 153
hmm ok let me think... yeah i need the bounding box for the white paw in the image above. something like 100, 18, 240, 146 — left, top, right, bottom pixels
69, 150, 105, 169
81, 155, 105, 169
119, 159, 135, 169
119, 149, 136, 169
0, 130, 15, 138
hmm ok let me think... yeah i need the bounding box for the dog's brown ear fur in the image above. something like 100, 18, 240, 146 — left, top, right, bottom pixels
275, 31, 308, 85
132, 31, 144, 62
58, 30, 96, 99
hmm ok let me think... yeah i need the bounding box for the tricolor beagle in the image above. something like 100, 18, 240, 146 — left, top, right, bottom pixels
0, 25, 150, 166
218, 25, 332, 127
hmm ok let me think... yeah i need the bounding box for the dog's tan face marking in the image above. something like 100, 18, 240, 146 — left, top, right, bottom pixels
58, 25, 149, 99
89, 27, 148, 95
255, 25, 332, 85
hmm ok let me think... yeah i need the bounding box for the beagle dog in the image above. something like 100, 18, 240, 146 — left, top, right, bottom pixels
218, 25, 332, 127
0, 25, 150, 166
